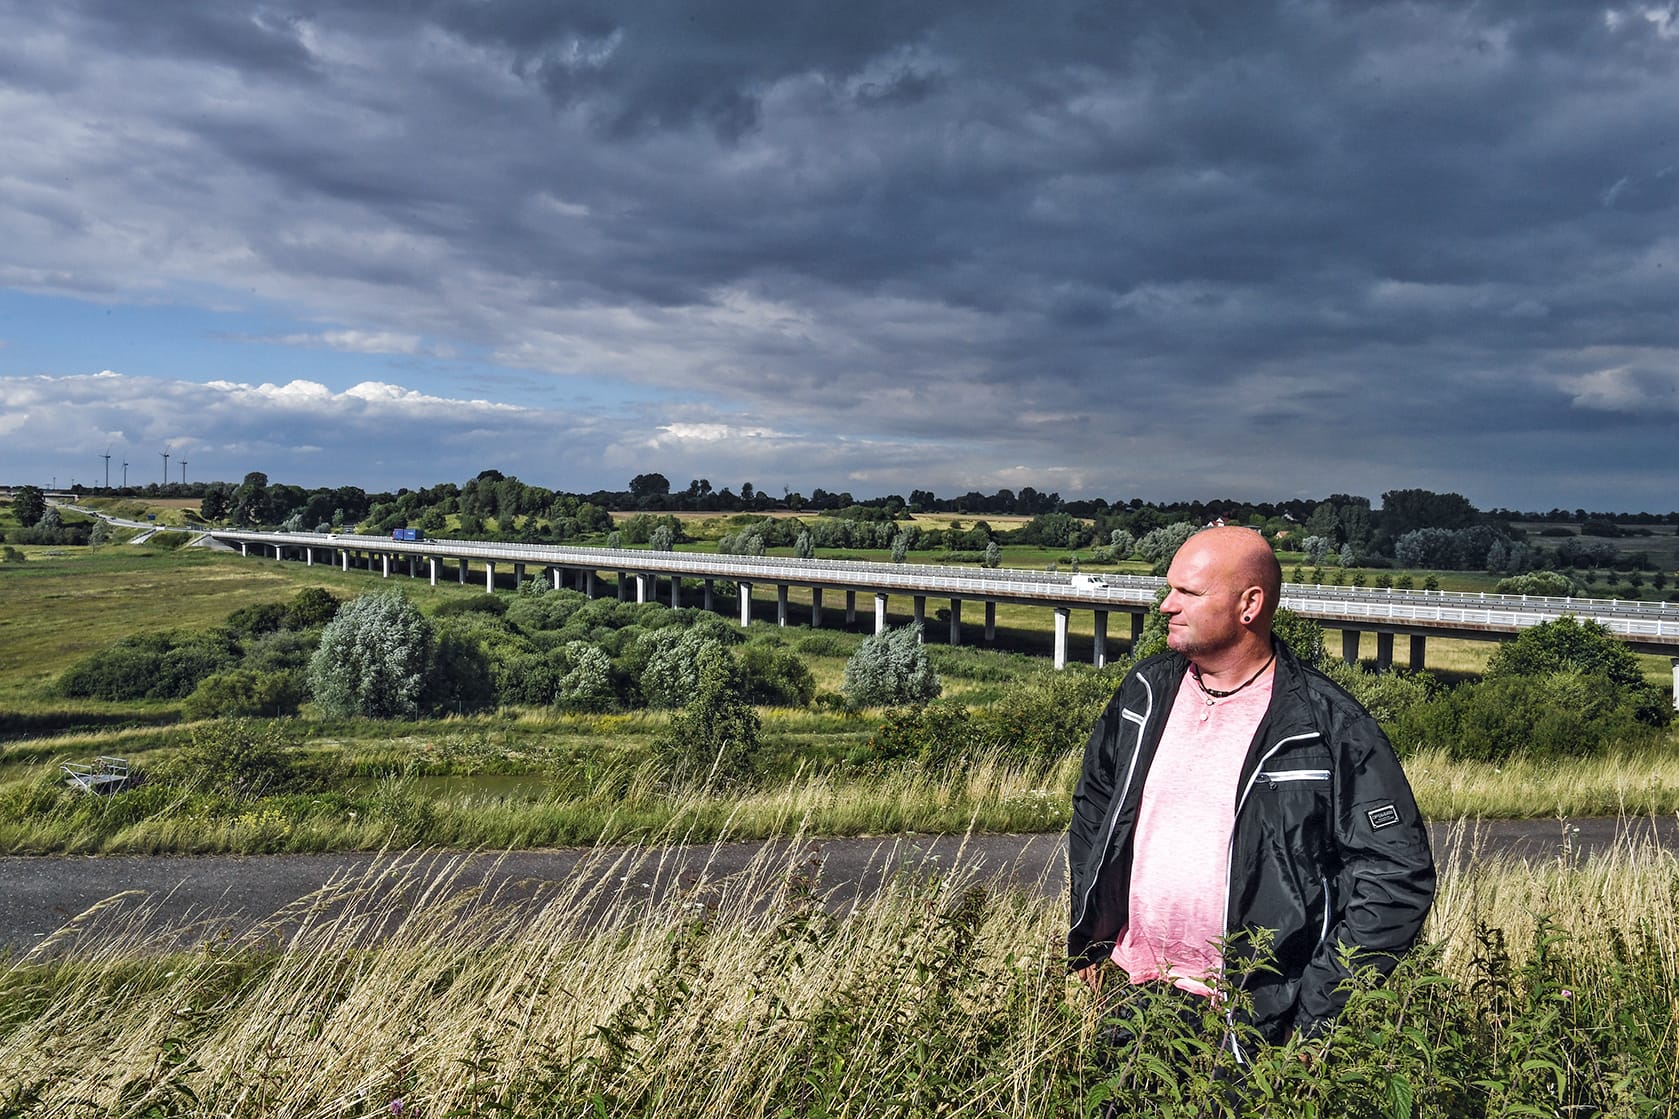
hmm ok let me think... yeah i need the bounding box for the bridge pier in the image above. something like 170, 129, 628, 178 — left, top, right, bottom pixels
514, 563, 525, 587
1094, 610, 1108, 668
984, 601, 996, 642
703, 578, 714, 611
382, 553, 390, 578
240, 543, 248, 557
428, 557, 438, 586
305, 547, 313, 567
635, 574, 649, 604
1054, 608, 1070, 670
551, 567, 563, 591
1375, 631, 1394, 671
617, 571, 628, 601
811, 588, 824, 628
458, 557, 468, 584
846, 591, 857, 625
949, 599, 962, 646
1131, 612, 1144, 646
1341, 629, 1361, 664
586, 570, 597, 598
739, 582, 753, 627
340, 549, 349, 571
671, 577, 682, 609
1672, 659, 1678, 710
777, 584, 789, 626
1410, 635, 1426, 671
913, 595, 926, 633
485, 561, 496, 593
874, 593, 888, 634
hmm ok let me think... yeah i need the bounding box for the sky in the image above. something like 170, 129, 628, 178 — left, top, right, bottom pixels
1, 1, 1677, 512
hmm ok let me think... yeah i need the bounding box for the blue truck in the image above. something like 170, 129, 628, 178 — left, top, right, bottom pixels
392, 528, 423, 542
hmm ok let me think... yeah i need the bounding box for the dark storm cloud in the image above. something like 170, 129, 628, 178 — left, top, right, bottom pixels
3, 0, 1678, 506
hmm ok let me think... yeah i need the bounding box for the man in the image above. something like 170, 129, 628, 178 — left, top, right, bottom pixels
1068, 526, 1435, 1054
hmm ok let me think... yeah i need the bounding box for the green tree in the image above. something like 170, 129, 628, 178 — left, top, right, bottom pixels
10, 485, 46, 528
983, 540, 1002, 568
638, 625, 732, 708
654, 646, 762, 789
199, 483, 232, 522
307, 591, 434, 718
555, 641, 615, 712
843, 624, 941, 706
232, 472, 273, 527
285, 586, 343, 629
794, 530, 815, 559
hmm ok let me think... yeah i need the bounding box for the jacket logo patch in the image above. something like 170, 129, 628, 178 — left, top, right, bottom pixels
1367, 804, 1401, 830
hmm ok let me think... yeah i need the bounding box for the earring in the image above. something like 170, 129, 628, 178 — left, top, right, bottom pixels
1241, 615, 1252, 623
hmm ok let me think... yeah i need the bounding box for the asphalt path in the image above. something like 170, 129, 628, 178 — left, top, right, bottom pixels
3, 816, 1676, 957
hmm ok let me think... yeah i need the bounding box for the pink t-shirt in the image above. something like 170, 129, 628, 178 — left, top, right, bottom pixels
1111, 665, 1274, 997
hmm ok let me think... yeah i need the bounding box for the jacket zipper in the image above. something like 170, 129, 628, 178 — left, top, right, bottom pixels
1071, 673, 1154, 932
1219, 730, 1322, 1061
1255, 768, 1331, 785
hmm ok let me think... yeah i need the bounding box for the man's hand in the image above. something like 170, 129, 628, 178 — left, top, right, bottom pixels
1076, 963, 1104, 992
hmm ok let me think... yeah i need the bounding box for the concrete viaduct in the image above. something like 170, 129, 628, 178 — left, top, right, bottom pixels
210, 530, 1679, 700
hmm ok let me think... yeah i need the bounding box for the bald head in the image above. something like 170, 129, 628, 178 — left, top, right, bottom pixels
1173, 526, 1283, 629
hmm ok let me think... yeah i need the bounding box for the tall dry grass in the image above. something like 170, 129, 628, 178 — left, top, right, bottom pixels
3, 824, 1677, 1117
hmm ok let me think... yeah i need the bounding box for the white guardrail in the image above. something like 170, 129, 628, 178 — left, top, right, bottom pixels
213, 530, 1679, 646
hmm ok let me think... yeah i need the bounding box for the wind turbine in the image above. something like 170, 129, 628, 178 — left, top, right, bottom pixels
122, 459, 128, 488
101, 446, 112, 491
160, 449, 169, 486
179, 460, 188, 485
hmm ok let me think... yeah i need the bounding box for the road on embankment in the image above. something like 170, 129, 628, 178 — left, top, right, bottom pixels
3, 816, 1675, 956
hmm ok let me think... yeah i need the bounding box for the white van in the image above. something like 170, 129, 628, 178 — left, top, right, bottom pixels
1070, 573, 1110, 589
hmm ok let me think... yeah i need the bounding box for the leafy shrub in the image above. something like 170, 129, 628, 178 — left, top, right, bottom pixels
858, 700, 982, 770
181, 668, 304, 720
1391, 671, 1656, 761
503, 587, 588, 632
57, 637, 168, 700
737, 644, 816, 707
241, 629, 321, 674
58, 631, 239, 701
795, 633, 852, 658
1320, 661, 1437, 732
154, 632, 243, 698
307, 591, 434, 719
1487, 616, 1669, 727
167, 718, 302, 797
285, 586, 342, 629
843, 624, 941, 706
1495, 570, 1579, 597
425, 624, 498, 715
978, 667, 1120, 766
434, 594, 508, 617
654, 647, 763, 789
225, 602, 290, 636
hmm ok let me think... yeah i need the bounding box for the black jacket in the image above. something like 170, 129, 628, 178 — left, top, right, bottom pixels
1067, 639, 1435, 1042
